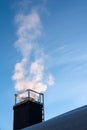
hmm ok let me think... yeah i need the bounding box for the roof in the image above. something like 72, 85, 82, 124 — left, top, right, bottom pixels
22, 105, 87, 130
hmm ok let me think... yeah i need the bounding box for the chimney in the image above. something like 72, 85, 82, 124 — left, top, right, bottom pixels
13, 89, 44, 130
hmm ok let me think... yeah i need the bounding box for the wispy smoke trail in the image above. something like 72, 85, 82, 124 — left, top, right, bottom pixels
12, 9, 54, 93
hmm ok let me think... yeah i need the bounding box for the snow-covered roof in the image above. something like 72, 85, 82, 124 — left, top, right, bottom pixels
22, 105, 87, 130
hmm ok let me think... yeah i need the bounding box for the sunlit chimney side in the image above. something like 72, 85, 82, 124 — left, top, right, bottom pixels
13, 89, 44, 130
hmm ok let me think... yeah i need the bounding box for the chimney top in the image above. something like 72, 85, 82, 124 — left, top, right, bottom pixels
14, 89, 44, 105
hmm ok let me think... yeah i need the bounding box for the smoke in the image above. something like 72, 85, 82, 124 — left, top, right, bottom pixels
12, 8, 54, 94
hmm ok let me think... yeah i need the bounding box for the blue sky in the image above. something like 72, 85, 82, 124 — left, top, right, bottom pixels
0, 0, 87, 129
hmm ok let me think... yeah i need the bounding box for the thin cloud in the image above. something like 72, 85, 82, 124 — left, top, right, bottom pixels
46, 74, 55, 86
46, 43, 87, 72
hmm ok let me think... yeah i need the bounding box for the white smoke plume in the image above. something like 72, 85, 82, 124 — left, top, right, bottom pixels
12, 10, 54, 95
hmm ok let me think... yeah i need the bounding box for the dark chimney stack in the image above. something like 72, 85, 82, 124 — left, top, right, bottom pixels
13, 89, 44, 130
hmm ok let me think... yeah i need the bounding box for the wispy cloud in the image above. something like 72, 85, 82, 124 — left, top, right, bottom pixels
46, 43, 87, 72
46, 74, 54, 86
44, 42, 87, 113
